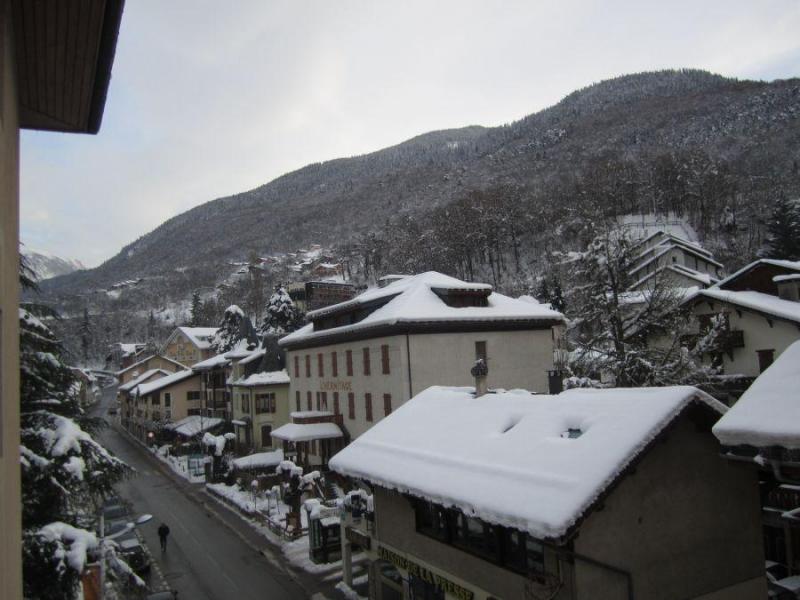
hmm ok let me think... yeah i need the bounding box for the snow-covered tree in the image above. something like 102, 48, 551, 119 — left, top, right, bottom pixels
760, 196, 800, 261
19, 259, 131, 599
567, 228, 715, 387
260, 286, 303, 336
211, 304, 259, 354
189, 292, 203, 326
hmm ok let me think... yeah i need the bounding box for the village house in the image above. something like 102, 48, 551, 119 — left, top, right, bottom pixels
331, 385, 765, 600
279, 272, 565, 453
161, 326, 219, 366
684, 259, 800, 379
118, 369, 170, 434
229, 347, 291, 452
713, 341, 800, 594
627, 231, 724, 292
130, 369, 202, 441
116, 353, 187, 386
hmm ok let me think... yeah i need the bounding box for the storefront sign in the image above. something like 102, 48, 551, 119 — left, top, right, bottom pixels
345, 526, 371, 549
377, 545, 474, 600
321, 380, 352, 392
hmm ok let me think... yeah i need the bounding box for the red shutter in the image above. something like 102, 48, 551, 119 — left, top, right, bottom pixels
346, 350, 353, 376
381, 344, 390, 374
294, 356, 300, 378
332, 352, 338, 377
348, 392, 355, 419
383, 393, 392, 416
363, 347, 371, 376
305, 354, 311, 377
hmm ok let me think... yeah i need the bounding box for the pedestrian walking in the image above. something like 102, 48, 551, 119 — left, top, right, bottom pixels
158, 522, 170, 551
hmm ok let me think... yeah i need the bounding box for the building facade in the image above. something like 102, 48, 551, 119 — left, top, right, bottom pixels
161, 326, 218, 366
230, 370, 291, 452
129, 370, 202, 441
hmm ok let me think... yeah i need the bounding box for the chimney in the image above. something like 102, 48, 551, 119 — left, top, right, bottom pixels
471, 358, 489, 398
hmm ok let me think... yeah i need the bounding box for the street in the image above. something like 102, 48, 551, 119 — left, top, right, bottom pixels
91, 385, 324, 600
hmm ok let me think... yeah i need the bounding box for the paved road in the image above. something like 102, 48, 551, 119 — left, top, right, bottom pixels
92, 386, 322, 600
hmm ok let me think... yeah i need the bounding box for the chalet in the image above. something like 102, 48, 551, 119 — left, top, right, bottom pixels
332, 386, 765, 600
1, 1, 125, 595
161, 326, 219, 366
713, 341, 800, 590
130, 369, 202, 441
279, 272, 565, 451
627, 231, 724, 292
115, 354, 187, 385
684, 259, 800, 378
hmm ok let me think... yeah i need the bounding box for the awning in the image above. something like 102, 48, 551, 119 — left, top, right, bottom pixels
271, 422, 343, 443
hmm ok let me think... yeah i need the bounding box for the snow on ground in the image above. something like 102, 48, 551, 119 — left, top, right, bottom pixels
713, 341, 800, 449
231, 449, 284, 470
153, 446, 207, 483
335, 576, 369, 600
330, 385, 725, 540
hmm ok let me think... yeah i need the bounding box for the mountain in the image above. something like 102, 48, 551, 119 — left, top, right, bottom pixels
22, 247, 85, 281
41, 69, 800, 307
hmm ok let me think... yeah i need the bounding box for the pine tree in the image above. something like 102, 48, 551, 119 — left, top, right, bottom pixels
189, 292, 202, 326
760, 197, 800, 260
210, 304, 258, 354
550, 277, 566, 313
79, 307, 92, 363
260, 286, 301, 336
19, 257, 132, 599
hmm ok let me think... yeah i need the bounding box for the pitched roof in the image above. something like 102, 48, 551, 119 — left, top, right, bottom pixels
118, 369, 169, 392
175, 327, 219, 350
713, 341, 800, 449
690, 288, 800, 325
115, 354, 188, 376
191, 353, 231, 371
136, 369, 198, 397
231, 370, 291, 387
330, 385, 723, 541
280, 271, 563, 349
714, 259, 800, 290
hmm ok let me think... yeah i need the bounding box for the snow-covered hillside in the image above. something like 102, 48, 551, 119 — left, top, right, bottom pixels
22, 247, 85, 280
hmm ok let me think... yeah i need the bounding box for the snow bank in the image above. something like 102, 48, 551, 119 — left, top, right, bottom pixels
330, 385, 724, 540
713, 341, 800, 449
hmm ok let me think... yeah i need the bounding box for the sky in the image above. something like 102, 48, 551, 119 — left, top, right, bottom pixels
20, 0, 800, 268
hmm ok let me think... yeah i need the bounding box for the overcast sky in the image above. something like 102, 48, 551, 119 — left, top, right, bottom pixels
20, 0, 800, 267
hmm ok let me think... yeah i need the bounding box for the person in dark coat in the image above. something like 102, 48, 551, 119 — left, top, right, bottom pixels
158, 523, 170, 551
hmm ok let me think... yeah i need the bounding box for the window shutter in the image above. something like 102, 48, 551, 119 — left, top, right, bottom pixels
365, 393, 373, 422
346, 350, 353, 376
348, 392, 355, 419
383, 393, 392, 416
332, 352, 338, 377
363, 347, 371, 376
381, 344, 390, 374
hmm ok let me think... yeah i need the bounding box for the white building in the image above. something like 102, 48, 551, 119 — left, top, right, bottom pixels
628, 231, 724, 291
278, 272, 565, 445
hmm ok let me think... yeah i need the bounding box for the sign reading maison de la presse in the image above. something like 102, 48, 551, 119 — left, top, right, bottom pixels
377, 545, 475, 600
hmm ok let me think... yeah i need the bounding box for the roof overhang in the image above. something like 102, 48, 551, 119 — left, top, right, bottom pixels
12, 0, 125, 133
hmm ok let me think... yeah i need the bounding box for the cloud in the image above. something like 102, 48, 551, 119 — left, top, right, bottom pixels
20, 0, 800, 267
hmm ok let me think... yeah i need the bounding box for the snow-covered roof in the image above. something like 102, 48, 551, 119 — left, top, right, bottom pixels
176, 327, 219, 350
271, 422, 343, 442
238, 348, 266, 365
118, 369, 168, 392
692, 288, 800, 324
166, 415, 223, 437
231, 449, 284, 470
628, 242, 722, 279
191, 353, 231, 371
713, 341, 800, 449
775, 274, 800, 283
714, 259, 800, 290
232, 370, 291, 387
115, 354, 187, 376
630, 264, 716, 291
136, 369, 197, 397
280, 271, 563, 348
329, 385, 724, 540
224, 339, 256, 360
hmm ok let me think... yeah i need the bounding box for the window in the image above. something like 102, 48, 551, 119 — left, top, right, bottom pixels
758, 349, 775, 373
363, 347, 371, 375
256, 393, 275, 414
164, 392, 171, 408
307, 391, 312, 411
475, 341, 487, 362
365, 393, 373, 422
321, 392, 328, 410
346, 350, 353, 376
318, 353, 324, 377
316, 392, 321, 411
187, 391, 201, 402
260, 425, 272, 448
152, 393, 160, 406
331, 352, 338, 377
294, 356, 300, 378
348, 393, 355, 419
305, 355, 311, 377
241, 393, 250, 413
381, 344, 390, 374
383, 393, 392, 416
333, 392, 340, 415
295, 391, 301, 412
165, 409, 172, 420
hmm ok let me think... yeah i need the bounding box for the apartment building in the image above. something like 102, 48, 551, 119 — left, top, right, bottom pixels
279, 272, 565, 449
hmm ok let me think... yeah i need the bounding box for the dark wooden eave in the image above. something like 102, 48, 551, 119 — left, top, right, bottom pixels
12, 0, 125, 134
